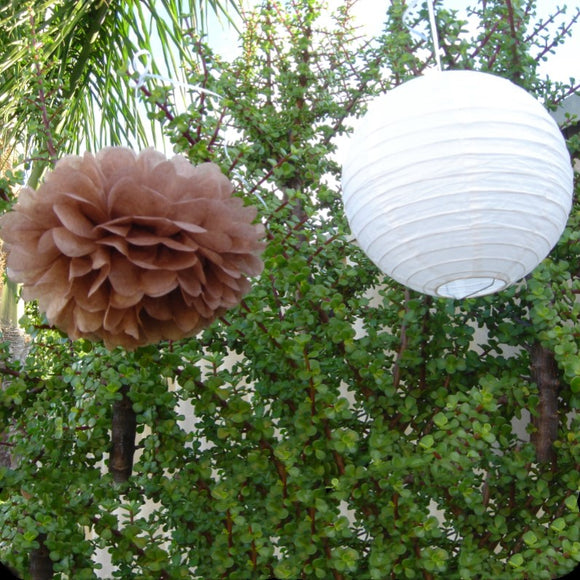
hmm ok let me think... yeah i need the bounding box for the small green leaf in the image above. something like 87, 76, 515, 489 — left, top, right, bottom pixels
565, 494, 579, 512
433, 412, 448, 428
523, 530, 538, 546
23, 530, 38, 542
509, 554, 524, 568
550, 518, 566, 533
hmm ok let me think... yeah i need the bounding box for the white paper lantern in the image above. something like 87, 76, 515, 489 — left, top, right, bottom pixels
341, 70, 574, 299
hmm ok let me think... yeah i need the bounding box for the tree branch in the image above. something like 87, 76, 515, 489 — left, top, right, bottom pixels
530, 341, 560, 464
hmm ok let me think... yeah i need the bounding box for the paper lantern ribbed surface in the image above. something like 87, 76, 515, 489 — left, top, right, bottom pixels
342, 70, 573, 299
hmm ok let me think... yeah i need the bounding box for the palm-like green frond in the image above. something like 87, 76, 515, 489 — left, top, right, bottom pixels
0, 0, 240, 166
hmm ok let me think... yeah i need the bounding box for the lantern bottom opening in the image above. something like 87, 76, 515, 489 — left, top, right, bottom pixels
436, 277, 507, 300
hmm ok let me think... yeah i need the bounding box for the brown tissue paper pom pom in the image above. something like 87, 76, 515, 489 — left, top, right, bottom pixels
0, 147, 265, 350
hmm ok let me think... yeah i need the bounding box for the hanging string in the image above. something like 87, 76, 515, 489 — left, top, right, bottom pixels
127, 49, 221, 146
128, 49, 222, 98
127, 50, 267, 208
403, 0, 427, 42
404, 0, 442, 71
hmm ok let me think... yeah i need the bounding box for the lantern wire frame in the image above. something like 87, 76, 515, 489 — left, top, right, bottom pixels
438, 277, 507, 300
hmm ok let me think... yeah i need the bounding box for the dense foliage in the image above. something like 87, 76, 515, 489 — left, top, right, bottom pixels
1, 1, 579, 578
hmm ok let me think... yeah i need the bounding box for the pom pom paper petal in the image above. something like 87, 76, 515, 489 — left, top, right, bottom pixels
0, 147, 265, 350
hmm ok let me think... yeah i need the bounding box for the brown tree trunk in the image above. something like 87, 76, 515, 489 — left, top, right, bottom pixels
530, 341, 560, 463
109, 386, 137, 483
29, 534, 53, 580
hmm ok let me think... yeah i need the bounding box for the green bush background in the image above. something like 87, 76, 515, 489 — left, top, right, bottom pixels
1, 1, 579, 578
